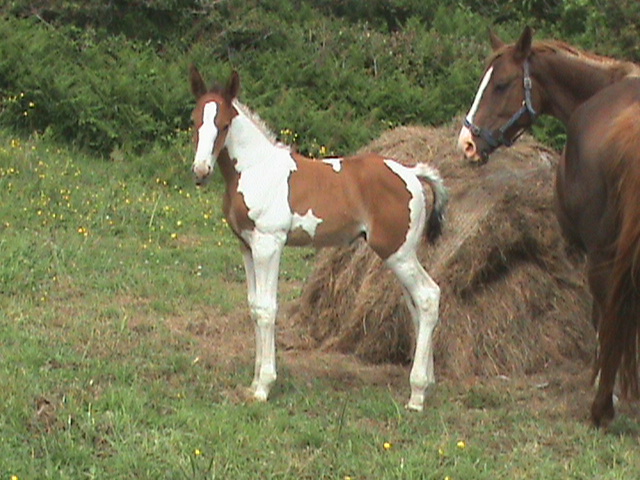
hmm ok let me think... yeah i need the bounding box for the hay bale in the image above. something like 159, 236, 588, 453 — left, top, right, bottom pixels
287, 122, 595, 379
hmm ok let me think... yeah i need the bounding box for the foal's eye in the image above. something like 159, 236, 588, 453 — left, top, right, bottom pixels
494, 81, 509, 93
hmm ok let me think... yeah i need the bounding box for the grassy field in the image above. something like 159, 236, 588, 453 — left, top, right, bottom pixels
1, 132, 640, 479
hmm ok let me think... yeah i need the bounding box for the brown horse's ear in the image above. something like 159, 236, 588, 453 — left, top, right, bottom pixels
189, 64, 207, 99
226, 70, 240, 100
489, 30, 505, 51
513, 26, 533, 61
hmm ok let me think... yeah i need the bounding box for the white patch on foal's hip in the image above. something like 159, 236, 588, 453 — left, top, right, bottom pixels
383, 159, 425, 241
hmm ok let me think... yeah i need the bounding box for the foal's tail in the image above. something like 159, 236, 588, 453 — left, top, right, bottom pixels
596, 104, 640, 401
412, 163, 448, 243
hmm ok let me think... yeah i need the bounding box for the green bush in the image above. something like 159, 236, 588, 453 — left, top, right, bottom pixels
0, 16, 192, 156
1, 1, 638, 157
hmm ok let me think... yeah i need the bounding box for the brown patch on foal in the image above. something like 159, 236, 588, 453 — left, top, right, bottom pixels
288, 153, 412, 258
217, 149, 255, 238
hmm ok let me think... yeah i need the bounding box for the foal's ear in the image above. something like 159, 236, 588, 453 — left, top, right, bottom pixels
189, 64, 207, 99
489, 30, 505, 51
513, 26, 533, 61
226, 70, 241, 100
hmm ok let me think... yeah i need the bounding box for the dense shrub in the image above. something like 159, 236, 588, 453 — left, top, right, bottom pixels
0, 1, 637, 157
0, 16, 192, 155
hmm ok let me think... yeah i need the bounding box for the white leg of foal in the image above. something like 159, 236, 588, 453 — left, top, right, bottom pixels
401, 287, 420, 336
248, 232, 285, 402
388, 253, 440, 411
242, 247, 261, 393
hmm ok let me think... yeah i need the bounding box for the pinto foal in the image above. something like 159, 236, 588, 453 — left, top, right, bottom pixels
189, 67, 448, 410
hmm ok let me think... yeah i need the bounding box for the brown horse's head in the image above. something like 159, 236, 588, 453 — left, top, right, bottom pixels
189, 65, 240, 185
458, 26, 539, 164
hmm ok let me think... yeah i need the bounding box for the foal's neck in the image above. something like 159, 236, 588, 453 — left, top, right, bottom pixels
225, 110, 284, 172
537, 50, 639, 124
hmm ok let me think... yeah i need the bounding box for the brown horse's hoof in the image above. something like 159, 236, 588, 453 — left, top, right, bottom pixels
591, 395, 615, 428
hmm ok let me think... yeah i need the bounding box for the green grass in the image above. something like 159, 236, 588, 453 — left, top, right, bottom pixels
1, 132, 640, 479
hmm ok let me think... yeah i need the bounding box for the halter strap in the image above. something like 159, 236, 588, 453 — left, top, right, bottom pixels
464, 59, 537, 151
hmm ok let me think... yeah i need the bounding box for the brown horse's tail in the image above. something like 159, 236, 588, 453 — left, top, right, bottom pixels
595, 103, 640, 400
412, 163, 449, 243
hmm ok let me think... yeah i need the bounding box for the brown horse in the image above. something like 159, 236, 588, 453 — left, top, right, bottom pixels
189, 66, 448, 410
457, 26, 640, 427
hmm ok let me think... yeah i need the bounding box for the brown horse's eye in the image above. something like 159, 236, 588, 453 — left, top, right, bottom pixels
494, 81, 509, 93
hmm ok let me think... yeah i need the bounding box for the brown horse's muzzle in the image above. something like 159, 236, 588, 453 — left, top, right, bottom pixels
458, 125, 490, 165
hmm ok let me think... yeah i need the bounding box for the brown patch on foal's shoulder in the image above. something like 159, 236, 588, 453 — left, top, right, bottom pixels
217, 149, 255, 237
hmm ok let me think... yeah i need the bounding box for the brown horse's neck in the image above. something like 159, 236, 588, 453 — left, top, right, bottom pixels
533, 48, 639, 125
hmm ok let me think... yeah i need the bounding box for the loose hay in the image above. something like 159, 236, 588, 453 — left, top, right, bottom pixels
286, 122, 595, 380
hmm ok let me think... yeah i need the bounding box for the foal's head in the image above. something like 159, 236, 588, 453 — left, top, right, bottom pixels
458, 26, 539, 163
189, 65, 240, 184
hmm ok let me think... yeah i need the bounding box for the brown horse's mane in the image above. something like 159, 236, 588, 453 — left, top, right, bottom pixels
489, 39, 640, 79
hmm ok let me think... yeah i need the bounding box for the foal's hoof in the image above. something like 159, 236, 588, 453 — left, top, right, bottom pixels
405, 394, 425, 412
253, 389, 269, 402
405, 402, 424, 412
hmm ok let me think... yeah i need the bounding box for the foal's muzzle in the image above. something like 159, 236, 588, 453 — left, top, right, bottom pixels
192, 163, 212, 185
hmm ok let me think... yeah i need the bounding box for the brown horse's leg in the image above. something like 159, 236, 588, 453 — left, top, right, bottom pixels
587, 255, 609, 332
591, 358, 619, 428
587, 253, 618, 427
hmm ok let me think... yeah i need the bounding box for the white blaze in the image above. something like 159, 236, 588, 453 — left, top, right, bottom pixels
458, 66, 494, 155
193, 102, 219, 172
465, 66, 494, 124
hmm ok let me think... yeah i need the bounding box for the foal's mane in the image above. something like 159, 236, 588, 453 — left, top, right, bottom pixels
207, 82, 281, 146
232, 100, 280, 146
490, 40, 640, 79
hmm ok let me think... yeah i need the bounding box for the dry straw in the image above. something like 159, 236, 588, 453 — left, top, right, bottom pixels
285, 122, 595, 379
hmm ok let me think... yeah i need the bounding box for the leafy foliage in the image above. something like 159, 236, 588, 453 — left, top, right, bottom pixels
0, 1, 638, 156
0, 16, 191, 155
